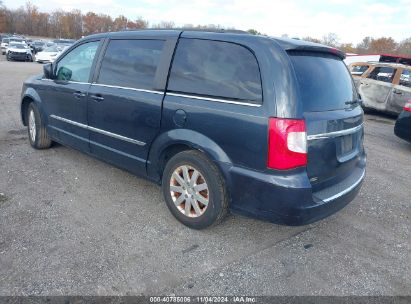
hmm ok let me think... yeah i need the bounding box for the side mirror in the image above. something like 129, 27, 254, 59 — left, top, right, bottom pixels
43, 63, 54, 79
56, 66, 72, 81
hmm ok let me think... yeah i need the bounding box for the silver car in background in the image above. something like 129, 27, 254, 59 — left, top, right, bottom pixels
349, 62, 411, 115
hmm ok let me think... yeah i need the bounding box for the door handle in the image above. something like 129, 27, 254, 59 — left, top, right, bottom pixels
73, 91, 86, 99
393, 89, 403, 95
90, 94, 104, 102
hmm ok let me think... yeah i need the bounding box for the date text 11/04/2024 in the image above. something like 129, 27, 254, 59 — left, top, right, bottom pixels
149, 296, 257, 303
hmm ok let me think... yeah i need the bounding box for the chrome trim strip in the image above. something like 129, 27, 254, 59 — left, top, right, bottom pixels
322, 170, 365, 203
307, 123, 363, 140
41, 79, 91, 85
91, 83, 164, 95
166, 92, 262, 107
50, 115, 146, 146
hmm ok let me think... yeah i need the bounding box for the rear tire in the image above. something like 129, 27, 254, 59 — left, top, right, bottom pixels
162, 150, 229, 229
27, 103, 52, 149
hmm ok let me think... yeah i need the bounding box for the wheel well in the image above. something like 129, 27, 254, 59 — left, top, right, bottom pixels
21, 97, 34, 126
158, 144, 193, 180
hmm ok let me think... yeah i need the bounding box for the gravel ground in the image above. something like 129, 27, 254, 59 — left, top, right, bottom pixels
0, 56, 409, 296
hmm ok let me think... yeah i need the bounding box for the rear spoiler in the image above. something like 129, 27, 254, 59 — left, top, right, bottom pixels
271, 38, 346, 60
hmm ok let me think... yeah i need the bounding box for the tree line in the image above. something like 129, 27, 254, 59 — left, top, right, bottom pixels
298, 33, 411, 57
1, 1, 410, 56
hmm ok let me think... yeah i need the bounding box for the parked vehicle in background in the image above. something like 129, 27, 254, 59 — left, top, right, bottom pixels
20, 30, 366, 229
6, 43, 33, 61
349, 62, 411, 115
35, 45, 68, 63
8, 37, 26, 44
345, 53, 411, 66
2, 36, 28, 54
1, 38, 10, 54
31, 40, 46, 54
394, 100, 411, 143
349, 62, 370, 76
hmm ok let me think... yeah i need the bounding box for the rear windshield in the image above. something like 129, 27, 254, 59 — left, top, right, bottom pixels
290, 52, 357, 112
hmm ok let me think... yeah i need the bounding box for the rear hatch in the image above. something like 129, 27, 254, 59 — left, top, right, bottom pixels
289, 51, 365, 193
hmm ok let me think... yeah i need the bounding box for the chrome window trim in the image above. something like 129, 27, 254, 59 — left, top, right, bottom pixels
50, 115, 146, 146
91, 83, 164, 95
41, 78, 91, 85
322, 170, 365, 203
307, 123, 363, 140
166, 92, 262, 107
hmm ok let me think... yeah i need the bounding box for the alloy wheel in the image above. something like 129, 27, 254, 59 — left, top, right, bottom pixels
28, 109, 36, 142
170, 165, 209, 217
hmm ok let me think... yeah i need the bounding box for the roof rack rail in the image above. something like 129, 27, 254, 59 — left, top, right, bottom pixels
123, 28, 249, 34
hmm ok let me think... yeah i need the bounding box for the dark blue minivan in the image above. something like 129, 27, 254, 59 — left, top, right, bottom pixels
20, 30, 366, 229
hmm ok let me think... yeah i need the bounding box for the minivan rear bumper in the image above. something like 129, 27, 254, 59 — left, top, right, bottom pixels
225, 156, 366, 225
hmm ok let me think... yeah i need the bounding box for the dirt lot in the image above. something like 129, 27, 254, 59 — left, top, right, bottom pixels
0, 56, 410, 296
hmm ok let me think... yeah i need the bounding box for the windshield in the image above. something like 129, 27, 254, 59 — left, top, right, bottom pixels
9, 38, 24, 43
290, 52, 357, 112
33, 41, 45, 46
10, 44, 28, 49
350, 65, 369, 76
2, 38, 9, 43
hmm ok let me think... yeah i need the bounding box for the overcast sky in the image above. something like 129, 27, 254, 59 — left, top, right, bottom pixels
3, 0, 410, 44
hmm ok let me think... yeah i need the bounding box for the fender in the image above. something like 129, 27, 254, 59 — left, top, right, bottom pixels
21, 86, 44, 126
147, 128, 233, 183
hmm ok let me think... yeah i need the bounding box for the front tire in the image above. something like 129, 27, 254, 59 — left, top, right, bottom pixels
27, 103, 52, 149
162, 150, 228, 229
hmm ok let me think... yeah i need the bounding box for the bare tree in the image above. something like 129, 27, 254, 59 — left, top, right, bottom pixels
321, 33, 339, 47
152, 21, 175, 29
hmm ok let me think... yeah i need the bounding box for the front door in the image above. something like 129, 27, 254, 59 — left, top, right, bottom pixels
42, 40, 101, 152
87, 39, 166, 176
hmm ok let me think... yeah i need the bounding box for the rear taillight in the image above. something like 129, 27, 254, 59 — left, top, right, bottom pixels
404, 100, 411, 112
267, 118, 307, 170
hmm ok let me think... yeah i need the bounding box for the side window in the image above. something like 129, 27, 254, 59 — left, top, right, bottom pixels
97, 39, 164, 90
399, 70, 411, 88
56, 41, 99, 82
168, 39, 262, 103
350, 64, 369, 76
367, 66, 396, 83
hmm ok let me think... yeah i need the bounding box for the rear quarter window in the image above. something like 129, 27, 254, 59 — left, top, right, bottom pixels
290, 52, 357, 112
168, 38, 262, 103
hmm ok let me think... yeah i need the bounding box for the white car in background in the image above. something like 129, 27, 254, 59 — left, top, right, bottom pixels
35, 45, 68, 63
5, 42, 33, 61
1, 37, 26, 55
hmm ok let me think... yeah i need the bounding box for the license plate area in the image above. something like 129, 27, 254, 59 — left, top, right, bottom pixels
341, 135, 354, 154
337, 133, 359, 162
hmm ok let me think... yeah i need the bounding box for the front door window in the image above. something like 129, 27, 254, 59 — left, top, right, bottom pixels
55, 41, 99, 82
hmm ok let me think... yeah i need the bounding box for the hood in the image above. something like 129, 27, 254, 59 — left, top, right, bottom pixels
37, 51, 58, 56
8, 48, 29, 53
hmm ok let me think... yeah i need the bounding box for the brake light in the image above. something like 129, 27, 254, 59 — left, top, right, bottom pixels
404, 100, 411, 112
267, 118, 307, 170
